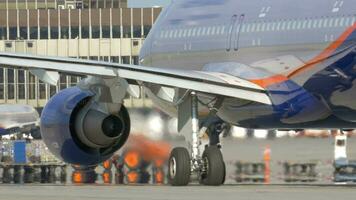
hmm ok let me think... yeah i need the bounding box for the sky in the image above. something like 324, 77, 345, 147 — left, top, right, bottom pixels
128, 0, 171, 8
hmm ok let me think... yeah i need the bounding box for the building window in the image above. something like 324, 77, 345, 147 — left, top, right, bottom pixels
98, 0, 105, 8
50, 85, 57, 97
28, 73, 36, 99
7, 68, 15, 99
81, 26, 90, 38
143, 25, 151, 37
113, 0, 119, 8
89, 56, 98, 60
71, 26, 79, 39
19, 27, 28, 40
133, 26, 141, 38
132, 56, 139, 65
60, 75, 67, 90
9, 27, 17, 40
70, 76, 78, 87
100, 56, 109, 62
50, 27, 59, 39
123, 26, 131, 38
0, 68, 4, 100
90, 0, 97, 9
92, 26, 100, 38
61, 27, 69, 39
17, 70, 25, 100
40, 27, 48, 39
110, 56, 120, 63
30, 27, 38, 39
112, 26, 121, 38
121, 56, 130, 64
0, 27, 7, 40
102, 26, 110, 38
39, 80, 46, 99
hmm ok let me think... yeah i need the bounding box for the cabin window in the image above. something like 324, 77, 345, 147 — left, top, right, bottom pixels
290, 20, 296, 30
211, 26, 216, 35
286, 20, 292, 30
276, 21, 281, 31
324, 18, 329, 28
301, 20, 307, 29
221, 25, 225, 34
306, 19, 312, 29
250, 23, 256, 32
255, 23, 261, 32
260, 23, 266, 32
178, 29, 183, 38
206, 26, 211, 35
281, 21, 286, 30
333, 17, 340, 27
296, 20, 302, 29
165, 30, 170, 38
169, 30, 174, 38
201, 27, 206, 36
266, 22, 272, 31
339, 17, 345, 27
245, 24, 250, 32
192, 28, 197, 37
318, 18, 324, 28
351, 16, 356, 25
183, 29, 188, 38
240, 24, 246, 33
173, 29, 178, 38
187, 28, 192, 37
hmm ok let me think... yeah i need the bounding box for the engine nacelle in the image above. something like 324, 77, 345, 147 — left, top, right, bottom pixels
40, 87, 130, 165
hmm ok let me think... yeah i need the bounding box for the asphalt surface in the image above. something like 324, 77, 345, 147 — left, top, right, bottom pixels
0, 184, 355, 200
1, 137, 356, 200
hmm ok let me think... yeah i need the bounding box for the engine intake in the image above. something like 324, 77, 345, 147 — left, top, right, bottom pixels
41, 87, 130, 165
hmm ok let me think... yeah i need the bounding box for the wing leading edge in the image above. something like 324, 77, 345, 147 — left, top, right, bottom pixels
0, 52, 272, 105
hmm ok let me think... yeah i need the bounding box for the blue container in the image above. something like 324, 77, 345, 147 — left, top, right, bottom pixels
13, 141, 27, 164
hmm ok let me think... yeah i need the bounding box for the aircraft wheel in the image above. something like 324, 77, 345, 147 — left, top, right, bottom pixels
200, 145, 226, 186
168, 147, 191, 186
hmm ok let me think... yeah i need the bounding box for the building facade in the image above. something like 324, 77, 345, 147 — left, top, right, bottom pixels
0, 0, 162, 108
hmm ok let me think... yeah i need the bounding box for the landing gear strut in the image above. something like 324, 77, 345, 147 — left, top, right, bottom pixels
168, 92, 226, 186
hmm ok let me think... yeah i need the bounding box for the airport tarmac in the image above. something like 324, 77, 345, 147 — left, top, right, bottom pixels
0, 184, 355, 200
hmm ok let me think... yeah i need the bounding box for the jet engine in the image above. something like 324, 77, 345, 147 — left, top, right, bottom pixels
40, 86, 130, 165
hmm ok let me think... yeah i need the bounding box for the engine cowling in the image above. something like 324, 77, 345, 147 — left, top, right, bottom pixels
40, 86, 130, 165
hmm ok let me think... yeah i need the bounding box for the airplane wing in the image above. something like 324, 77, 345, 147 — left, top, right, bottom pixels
0, 52, 271, 105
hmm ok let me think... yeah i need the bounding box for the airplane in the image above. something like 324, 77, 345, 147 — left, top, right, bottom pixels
0, 0, 354, 186
0, 104, 41, 139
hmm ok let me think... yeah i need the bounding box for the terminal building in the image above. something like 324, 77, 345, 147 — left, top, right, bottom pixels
0, 0, 162, 108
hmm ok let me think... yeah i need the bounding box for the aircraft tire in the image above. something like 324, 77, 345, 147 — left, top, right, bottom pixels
168, 147, 191, 186
200, 145, 226, 186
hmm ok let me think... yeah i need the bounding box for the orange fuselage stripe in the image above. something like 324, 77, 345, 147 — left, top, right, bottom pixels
249, 23, 356, 88
288, 22, 356, 78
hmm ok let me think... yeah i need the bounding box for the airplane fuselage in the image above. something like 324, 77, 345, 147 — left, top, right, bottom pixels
140, 0, 356, 129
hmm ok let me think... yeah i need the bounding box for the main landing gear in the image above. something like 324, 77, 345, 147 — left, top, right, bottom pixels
168, 92, 226, 186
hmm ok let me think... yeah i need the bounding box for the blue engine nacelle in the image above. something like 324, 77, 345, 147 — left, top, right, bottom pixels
40, 87, 130, 165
